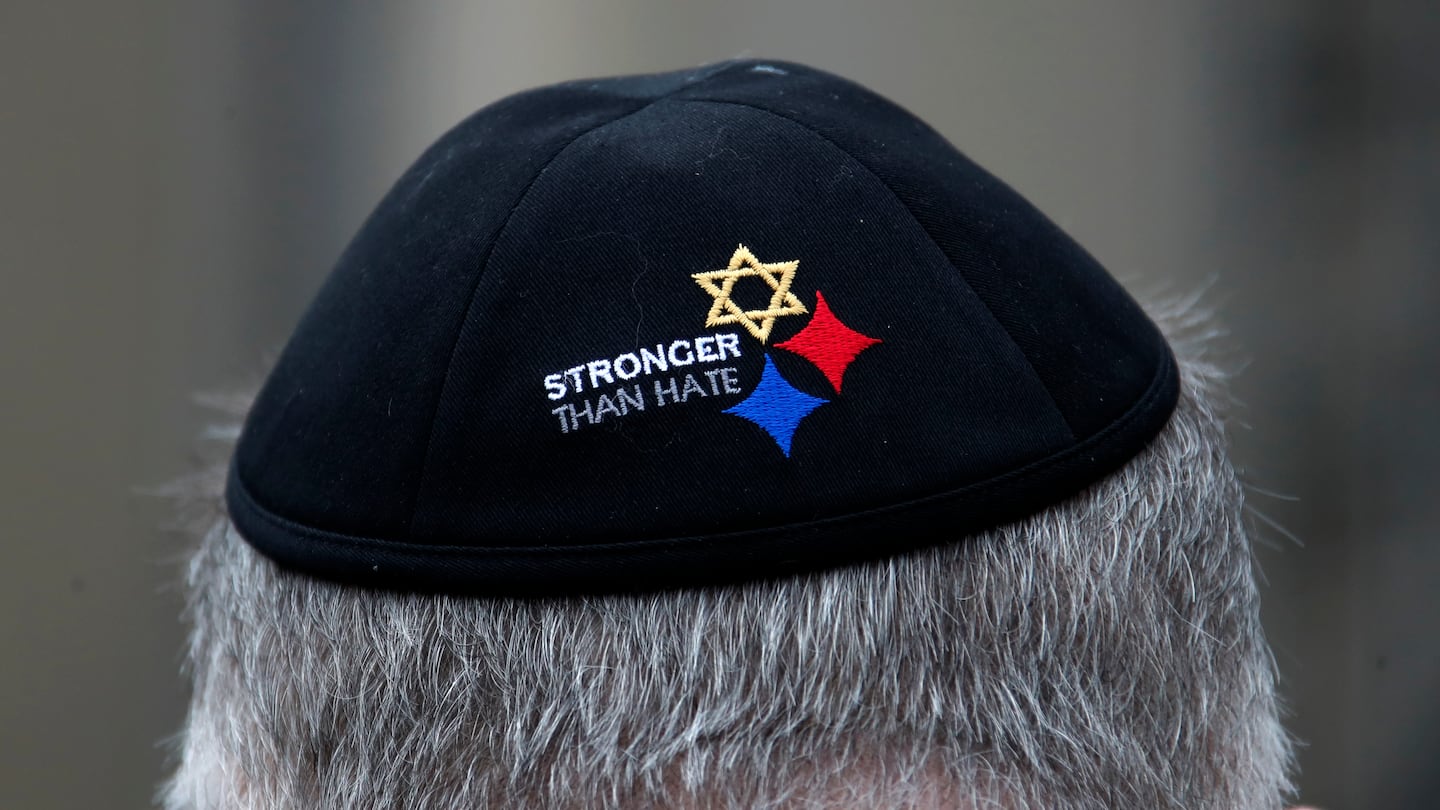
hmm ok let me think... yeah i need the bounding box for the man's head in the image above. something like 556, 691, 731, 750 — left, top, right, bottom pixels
165, 61, 1295, 808
164, 304, 1293, 808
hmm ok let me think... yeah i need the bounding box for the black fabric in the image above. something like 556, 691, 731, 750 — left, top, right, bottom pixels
228, 59, 1179, 595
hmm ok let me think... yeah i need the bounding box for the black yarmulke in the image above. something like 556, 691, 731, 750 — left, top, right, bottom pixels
226, 59, 1179, 595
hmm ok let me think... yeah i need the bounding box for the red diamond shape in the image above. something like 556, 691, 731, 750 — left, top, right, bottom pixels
774, 291, 881, 393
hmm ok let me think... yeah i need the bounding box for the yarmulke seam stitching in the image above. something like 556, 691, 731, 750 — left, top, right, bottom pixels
229, 332, 1174, 560
673, 95, 1083, 442
402, 76, 735, 542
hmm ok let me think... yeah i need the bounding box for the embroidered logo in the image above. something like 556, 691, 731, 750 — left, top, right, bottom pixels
691, 245, 808, 342
723, 355, 828, 456
773, 291, 881, 394
540, 244, 881, 457
706, 245, 882, 457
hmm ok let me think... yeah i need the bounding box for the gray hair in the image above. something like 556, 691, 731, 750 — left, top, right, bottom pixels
162, 298, 1294, 809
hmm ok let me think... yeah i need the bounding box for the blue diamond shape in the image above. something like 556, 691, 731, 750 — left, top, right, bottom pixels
724, 354, 828, 456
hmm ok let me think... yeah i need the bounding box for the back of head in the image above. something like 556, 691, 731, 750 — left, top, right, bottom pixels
166, 310, 1292, 809
164, 61, 1294, 809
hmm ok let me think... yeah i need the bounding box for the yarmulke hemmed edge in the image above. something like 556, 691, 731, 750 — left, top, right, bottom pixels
224, 330, 1178, 597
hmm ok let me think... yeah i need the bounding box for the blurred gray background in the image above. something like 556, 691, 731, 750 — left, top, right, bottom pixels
3, 2, 1436, 808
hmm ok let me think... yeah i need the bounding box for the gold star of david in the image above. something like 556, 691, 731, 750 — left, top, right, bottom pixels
691, 244, 808, 343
